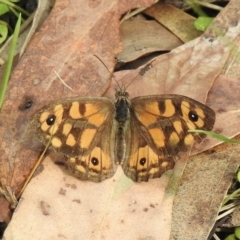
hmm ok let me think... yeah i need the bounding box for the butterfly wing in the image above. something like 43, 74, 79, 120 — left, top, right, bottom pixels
123, 94, 215, 182
29, 97, 117, 182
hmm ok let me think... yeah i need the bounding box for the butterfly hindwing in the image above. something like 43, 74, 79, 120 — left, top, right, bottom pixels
65, 121, 117, 182
122, 118, 176, 182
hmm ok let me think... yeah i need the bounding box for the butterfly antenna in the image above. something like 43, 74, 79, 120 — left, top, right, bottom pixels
93, 54, 122, 90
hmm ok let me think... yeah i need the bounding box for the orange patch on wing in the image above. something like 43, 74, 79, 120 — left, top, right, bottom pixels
169, 132, 180, 146
80, 129, 96, 149
144, 102, 160, 115
195, 107, 205, 118
161, 161, 169, 168
88, 113, 106, 127
186, 122, 196, 130
135, 111, 157, 126
68, 157, 76, 164
41, 121, 50, 132
63, 123, 72, 136
162, 99, 175, 117
70, 102, 81, 119
75, 164, 87, 174
184, 134, 194, 145
194, 108, 205, 127
40, 111, 50, 123
128, 152, 138, 168
84, 103, 102, 116
149, 128, 165, 147
195, 119, 204, 128
51, 137, 62, 148
181, 101, 190, 112
49, 124, 59, 135
181, 101, 190, 120
66, 134, 76, 146
54, 104, 64, 116
173, 121, 183, 134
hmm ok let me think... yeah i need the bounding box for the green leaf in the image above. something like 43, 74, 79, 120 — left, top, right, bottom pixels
0, 23, 8, 43
235, 226, 240, 239
194, 16, 214, 31
188, 130, 240, 144
237, 171, 240, 183
224, 233, 237, 240
0, 3, 9, 15
0, 13, 21, 109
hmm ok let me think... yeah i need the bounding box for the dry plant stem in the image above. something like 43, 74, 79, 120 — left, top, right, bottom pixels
193, 0, 223, 11
120, 0, 158, 24
213, 234, 221, 240
219, 202, 237, 213
16, 141, 51, 199
0, 185, 18, 209
19, 10, 36, 34
54, 71, 73, 91
222, 189, 240, 206
217, 207, 235, 221
120, 8, 146, 23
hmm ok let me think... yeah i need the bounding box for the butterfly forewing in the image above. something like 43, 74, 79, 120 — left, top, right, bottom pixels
131, 94, 215, 156
29, 97, 115, 157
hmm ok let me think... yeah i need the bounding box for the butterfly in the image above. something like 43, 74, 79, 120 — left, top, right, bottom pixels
29, 87, 215, 182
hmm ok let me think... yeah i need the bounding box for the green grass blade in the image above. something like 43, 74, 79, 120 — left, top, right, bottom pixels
188, 130, 240, 144
0, 13, 21, 109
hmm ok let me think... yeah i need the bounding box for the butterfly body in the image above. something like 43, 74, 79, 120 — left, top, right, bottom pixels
29, 91, 215, 182
114, 90, 131, 164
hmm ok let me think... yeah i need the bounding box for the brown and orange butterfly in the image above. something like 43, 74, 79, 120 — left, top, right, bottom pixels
29, 87, 215, 182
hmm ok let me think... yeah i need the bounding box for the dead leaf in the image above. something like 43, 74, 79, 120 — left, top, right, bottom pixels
4, 157, 174, 239
117, 17, 183, 63
144, 3, 202, 43
172, 142, 240, 240
231, 206, 240, 226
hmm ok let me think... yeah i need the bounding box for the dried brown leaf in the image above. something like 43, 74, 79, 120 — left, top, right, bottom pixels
145, 3, 201, 43
117, 17, 183, 62
172, 142, 240, 240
